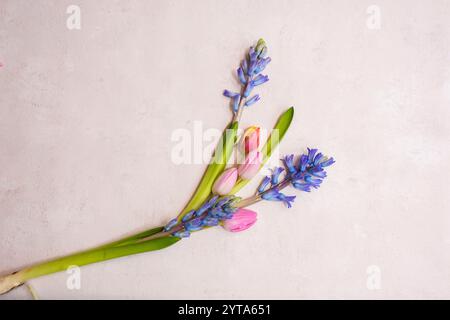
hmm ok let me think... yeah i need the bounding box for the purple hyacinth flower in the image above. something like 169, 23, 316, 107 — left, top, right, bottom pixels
320, 157, 335, 167
305, 175, 322, 188
243, 82, 254, 98
225, 212, 234, 219
245, 94, 260, 107
196, 195, 219, 216
202, 216, 219, 227
253, 57, 271, 74
232, 95, 240, 112
223, 89, 239, 98
261, 188, 281, 201
298, 154, 308, 172
313, 153, 324, 166
261, 188, 296, 208
173, 230, 190, 238
248, 62, 256, 76
224, 203, 238, 213
209, 207, 226, 218
203, 217, 219, 227
307, 148, 318, 163
249, 46, 258, 63
310, 168, 327, 178
219, 197, 238, 211
237, 67, 246, 85
313, 172, 327, 179
271, 167, 285, 185
164, 218, 178, 232
252, 74, 269, 86
216, 196, 231, 208
293, 182, 311, 192
185, 217, 204, 232
283, 154, 296, 174
277, 193, 296, 208
241, 59, 248, 74
182, 210, 195, 222
257, 176, 271, 193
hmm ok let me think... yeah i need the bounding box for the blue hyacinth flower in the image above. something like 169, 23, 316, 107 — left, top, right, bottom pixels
251, 74, 269, 86
223, 89, 239, 98
182, 210, 195, 223
271, 167, 284, 185
257, 148, 335, 209
202, 216, 219, 227
320, 157, 335, 167
195, 195, 218, 216
223, 39, 271, 113
277, 194, 296, 208
245, 94, 260, 107
283, 154, 296, 174
237, 67, 246, 85
257, 176, 271, 193
185, 217, 204, 232
164, 218, 178, 232
173, 230, 190, 238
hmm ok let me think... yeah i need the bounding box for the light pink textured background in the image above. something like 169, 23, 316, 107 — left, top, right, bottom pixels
1, 0, 450, 299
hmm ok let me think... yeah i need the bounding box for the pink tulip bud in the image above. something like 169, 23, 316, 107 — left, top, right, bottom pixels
223, 208, 257, 232
238, 151, 262, 180
212, 167, 238, 195
239, 126, 260, 155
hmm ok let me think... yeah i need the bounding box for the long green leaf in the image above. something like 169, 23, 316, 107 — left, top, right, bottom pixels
230, 107, 294, 194
19, 236, 180, 283
96, 226, 164, 249
178, 121, 238, 220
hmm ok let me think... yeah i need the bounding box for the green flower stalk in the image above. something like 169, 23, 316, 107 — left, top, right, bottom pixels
176, 120, 238, 220
0, 236, 179, 294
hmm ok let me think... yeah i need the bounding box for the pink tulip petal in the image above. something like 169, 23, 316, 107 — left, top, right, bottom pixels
212, 167, 238, 195
223, 208, 257, 233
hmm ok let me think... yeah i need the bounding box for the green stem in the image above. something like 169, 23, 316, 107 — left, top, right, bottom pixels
95, 226, 164, 249
0, 235, 180, 295
177, 121, 239, 220
235, 178, 291, 207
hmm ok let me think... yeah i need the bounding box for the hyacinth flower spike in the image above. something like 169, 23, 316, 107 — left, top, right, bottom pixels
223, 39, 271, 122
236, 149, 335, 208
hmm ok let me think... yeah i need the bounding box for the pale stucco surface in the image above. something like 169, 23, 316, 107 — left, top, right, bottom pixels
1, 0, 449, 299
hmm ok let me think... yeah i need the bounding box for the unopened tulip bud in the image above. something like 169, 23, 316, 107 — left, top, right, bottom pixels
222, 208, 257, 232
238, 151, 262, 180
212, 168, 238, 195
239, 126, 260, 155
